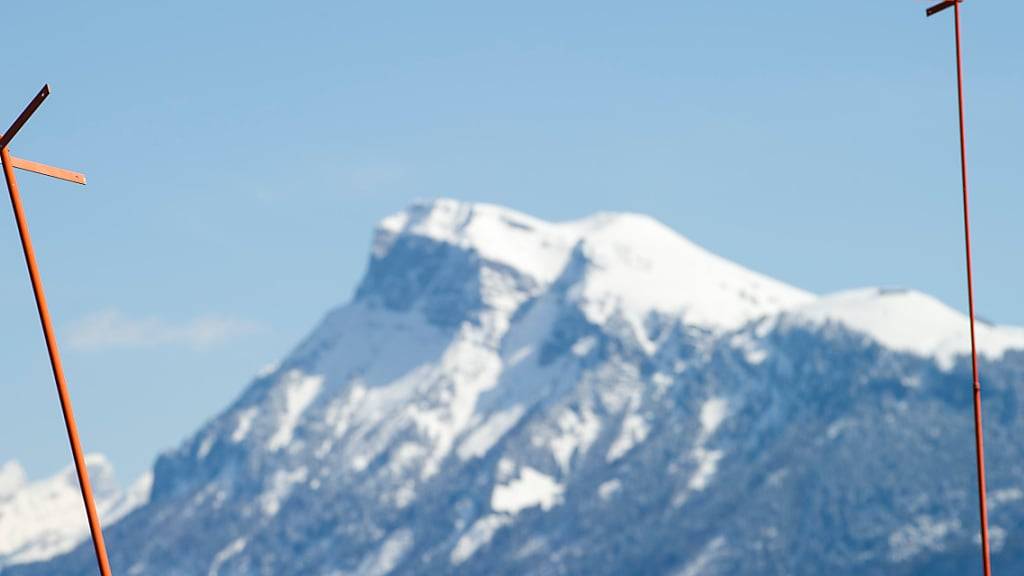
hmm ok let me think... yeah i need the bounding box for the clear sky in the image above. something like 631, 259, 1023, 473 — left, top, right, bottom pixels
2, 1, 1023, 483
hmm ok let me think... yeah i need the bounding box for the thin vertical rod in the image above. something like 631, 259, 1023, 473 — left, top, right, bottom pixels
0, 146, 113, 576
952, 3, 992, 574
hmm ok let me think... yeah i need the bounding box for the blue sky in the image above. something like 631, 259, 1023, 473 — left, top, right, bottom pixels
2, 1, 1023, 482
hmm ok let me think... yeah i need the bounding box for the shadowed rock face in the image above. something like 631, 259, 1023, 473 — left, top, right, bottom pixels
11, 199, 1024, 576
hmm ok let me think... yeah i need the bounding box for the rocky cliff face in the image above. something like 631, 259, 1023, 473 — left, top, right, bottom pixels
11, 199, 1024, 575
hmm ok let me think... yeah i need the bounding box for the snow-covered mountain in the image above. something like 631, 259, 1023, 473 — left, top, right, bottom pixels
776, 287, 1024, 367
11, 199, 1024, 575
0, 455, 150, 569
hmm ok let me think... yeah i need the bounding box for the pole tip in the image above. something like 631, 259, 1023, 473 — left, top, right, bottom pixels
926, 0, 960, 17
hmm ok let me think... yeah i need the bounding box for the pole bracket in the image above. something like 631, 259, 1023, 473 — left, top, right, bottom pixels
927, 0, 962, 17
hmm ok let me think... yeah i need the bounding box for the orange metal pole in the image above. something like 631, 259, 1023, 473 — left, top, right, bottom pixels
925, 1, 992, 572
950, 2, 993, 573
1, 145, 112, 576
923, 2, 991, 571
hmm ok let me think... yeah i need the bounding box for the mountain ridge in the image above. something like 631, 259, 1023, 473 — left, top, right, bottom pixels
0, 455, 150, 569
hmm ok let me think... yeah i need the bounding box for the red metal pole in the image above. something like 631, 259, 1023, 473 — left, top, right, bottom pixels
951, 3, 993, 574
0, 146, 113, 576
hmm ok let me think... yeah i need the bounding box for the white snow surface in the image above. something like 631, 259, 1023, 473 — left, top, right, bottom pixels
549, 408, 602, 473
451, 514, 511, 565
597, 479, 623, 501
675, 536, 727, 576
491, 467, 565, 515
208, 538, 247, 576
0, 455, 152, 568
888, 516, 961, 562
267, 372, 324, 451
688, 397, 729, 493
378, 199, 814, 335
355, 529, 414, 576
0, 462, 27, 500
378, 200, 1024, 367
699, 397, 728, 438
606, 413, 650, 463
231, 407, 259, 443
783, 288, 1024, 369
457, 407, 526, 461
259, 467, 309, 516
562, 212, 813, 337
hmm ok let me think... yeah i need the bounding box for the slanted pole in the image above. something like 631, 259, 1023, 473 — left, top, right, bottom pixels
925, 1, 991, 573
1, 85, 112, 576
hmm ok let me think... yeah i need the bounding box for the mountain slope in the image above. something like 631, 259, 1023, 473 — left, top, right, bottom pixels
13, 199, 1024, 575
0, 456, 150, 569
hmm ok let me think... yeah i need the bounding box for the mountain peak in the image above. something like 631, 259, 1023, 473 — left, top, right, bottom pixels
0, 461, 27, 499
0, 455, 149, 569
368, 198, 813, 332
373, 199, 581, 287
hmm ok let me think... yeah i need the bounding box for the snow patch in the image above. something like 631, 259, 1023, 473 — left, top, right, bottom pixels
505, 345, 534, 367
491, 467, 564, 515
687, 397, 728, 492
326, 384, 366, 440
231, 407, 258, 443
197, 435, 215, 460
408, 336, 505, 479
888, 516, 961, 562
688, 448, 725, 492
208, 538, 246, 576
827, 418, 854, 440
450, 514, 511, 565
597, 479, 622, 501
267, 372, 324, 451
457, 406, 525, 461
674, 397, 730, 503
675, 536, 726, 576
256, 362, 279, 378
106, 472, 153, 523
571, 336, 597, 357
978, 525, 1007, 553
652, 371, 674, 398
356, 529, 414, 576
699, 397, 728, 438
549, 408, 601, 474
990, 487, 1023, 511
606, 413, 650, 462
730, 330, 769, 365
259, 467, 308, 517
